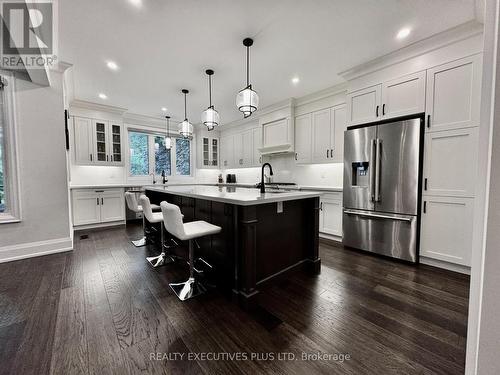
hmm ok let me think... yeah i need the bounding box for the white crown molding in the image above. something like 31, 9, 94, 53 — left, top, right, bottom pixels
123, 111, 183, 128
70, 99, 128, 115
221, 98, 295, 129
339, 20, 484, 81
294, 83, 348, 107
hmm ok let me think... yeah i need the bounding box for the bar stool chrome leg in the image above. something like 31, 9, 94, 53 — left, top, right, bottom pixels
146, 224, 175, 268
169, 239, 206, 300
131, 216, 147, 247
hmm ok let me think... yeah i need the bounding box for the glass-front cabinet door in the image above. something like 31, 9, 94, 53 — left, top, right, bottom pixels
203, 137, 210, 166
94, 120, 108, 162
211, 138, 218, 166
111, 124, 122, 163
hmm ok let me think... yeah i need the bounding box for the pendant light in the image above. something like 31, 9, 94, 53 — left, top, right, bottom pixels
201, 69, 220, 130
164, 115, 172, 150
236, 37, 259, 118
178, 89, 193, 138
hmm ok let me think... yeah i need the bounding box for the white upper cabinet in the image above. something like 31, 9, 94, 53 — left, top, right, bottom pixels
197, 131, 219, 169
72, 116, 123, 166
332, 105, 347, 163
423, 127, 479, 198
420, 196, 474, 266
381, 71, 426, 119
312, 108, 332, 163
347, 72, 426, 126
346, 85, 382, 126
425, 54, 482, 132
294, 104, 346, 165
233, 132, 243, 166
220, 135, 234, 168
294, 113, 312, 164
262, 118, 290, 150
252, 127, 262, 165
242, 129, 254, 167
73, 117, 93, 164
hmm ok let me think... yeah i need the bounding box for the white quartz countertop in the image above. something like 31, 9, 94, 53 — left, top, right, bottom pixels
145, 185, 322, 206
69, 182, 343, 193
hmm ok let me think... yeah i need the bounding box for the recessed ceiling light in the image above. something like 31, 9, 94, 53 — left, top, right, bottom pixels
161, 107, 168, 112
129, 0, 142, 8
98, 93, 107, 100
291, 77, 300, 85
396, 27, 411, 40
106, 61, 118, 70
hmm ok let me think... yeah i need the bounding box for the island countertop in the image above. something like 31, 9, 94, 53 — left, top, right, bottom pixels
145, 185, 322, 206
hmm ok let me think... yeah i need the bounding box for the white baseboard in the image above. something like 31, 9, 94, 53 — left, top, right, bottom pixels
420, 256, 471, 275
0, 237, 73, 263
319, 232, 342, 243
73, 220, 126, 231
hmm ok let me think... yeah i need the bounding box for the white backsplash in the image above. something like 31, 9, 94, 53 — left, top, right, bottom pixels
222, 153, 343, 187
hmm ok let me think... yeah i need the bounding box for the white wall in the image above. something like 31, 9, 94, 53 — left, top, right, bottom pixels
222, 155, 343, 187
0, 71, 72, 262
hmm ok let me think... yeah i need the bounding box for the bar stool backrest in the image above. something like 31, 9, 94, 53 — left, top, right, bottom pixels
125, 192, 141, 213
139, 195, 155, 222
160, 201, 186, 240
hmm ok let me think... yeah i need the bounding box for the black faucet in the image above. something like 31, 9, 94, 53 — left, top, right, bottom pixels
260, 163, 273, 193
161, 170, 168, 184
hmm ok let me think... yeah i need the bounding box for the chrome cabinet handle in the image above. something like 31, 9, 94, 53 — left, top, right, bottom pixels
101, 198, 104, 205
90, 154, 93, 161
327, 149, 329, 158
382, 104, 386, 116
427, 114, 431, 128
320, 202, 323, 211
376, 105, 379, 117
111, 155, 113, 162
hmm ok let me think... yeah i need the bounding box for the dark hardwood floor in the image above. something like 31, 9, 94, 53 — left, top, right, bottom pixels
0, 223, 470, 375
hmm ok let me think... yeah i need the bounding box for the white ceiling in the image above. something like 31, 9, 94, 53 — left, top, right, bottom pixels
59, 0, 478, 124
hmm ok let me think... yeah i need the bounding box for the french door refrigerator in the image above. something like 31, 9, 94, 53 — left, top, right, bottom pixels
342, 116, 423, 262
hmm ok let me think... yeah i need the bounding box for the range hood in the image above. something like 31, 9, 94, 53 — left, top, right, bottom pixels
258, 100, 295, 155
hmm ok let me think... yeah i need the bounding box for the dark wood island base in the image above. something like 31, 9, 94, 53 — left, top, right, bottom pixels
146, 188, 321, 310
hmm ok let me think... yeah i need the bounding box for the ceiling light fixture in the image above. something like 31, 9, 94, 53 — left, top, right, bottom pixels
106, 61, 118, 70
161, 107, 168, 112
291, 76, 300, 85
201, 69, 220, 130
129, 0, 142, 8
236, 38, 259, 118
98, 93, 107, 99
396, 27, 411, 40
178, 89, 193, 139
165, 115, 172, 150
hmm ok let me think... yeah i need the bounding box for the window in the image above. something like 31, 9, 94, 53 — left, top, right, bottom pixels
154, 136, 171, 176
0, 74, 21, 223
128, 130, 192, 178
129, 132, 149, 176
176, 138, 191, 176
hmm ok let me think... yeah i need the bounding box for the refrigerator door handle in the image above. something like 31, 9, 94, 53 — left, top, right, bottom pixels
344, 209, 413, 223
370, 139, 376, 202
375, 138, 382, 202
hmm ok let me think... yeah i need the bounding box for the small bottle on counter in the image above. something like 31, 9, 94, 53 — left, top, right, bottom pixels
218, 174, 223, 183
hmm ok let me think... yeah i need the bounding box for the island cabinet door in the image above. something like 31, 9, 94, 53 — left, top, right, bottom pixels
209, 202, 236, 288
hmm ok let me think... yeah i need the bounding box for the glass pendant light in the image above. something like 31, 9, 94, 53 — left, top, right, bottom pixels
236, 38, 259, 118
201, 69, 220, 130
164, 115, 172, 150
178, 89, 193, 138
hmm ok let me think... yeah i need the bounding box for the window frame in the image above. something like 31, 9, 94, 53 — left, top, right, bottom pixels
0, 72, 21, 224
126, 125, 194, 181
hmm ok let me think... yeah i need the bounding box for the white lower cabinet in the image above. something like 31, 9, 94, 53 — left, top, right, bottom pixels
319, 192, 343, 238
420, 196, 474, 266
72, 188, 125, 226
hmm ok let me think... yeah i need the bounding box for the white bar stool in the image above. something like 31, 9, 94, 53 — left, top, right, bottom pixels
161, 201, 221, 301
139, 195, 175, 268
125, 191, 160, 247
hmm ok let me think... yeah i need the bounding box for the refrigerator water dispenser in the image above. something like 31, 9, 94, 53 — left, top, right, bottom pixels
351, 162, 370, 187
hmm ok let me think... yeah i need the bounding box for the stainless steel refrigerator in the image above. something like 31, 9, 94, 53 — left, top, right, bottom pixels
342, 116, 423, 262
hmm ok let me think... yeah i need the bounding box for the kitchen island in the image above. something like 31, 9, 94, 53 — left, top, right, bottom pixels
146, 185, 322, 310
